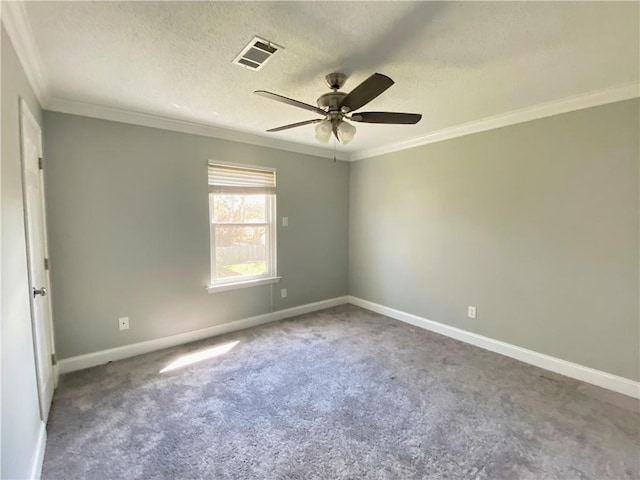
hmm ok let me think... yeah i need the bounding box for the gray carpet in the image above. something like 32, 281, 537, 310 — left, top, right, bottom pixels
43, 305, 639, 479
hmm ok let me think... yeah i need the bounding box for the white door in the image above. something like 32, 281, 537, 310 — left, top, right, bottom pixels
20, 98, 55, 421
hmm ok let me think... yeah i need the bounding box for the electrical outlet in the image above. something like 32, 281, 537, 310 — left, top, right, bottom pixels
282, 217, 288, 227
467, 306, 476, 319
281, 288, 287, 298
118, 316, 129, 330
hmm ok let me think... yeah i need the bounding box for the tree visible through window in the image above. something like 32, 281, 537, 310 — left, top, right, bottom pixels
208, 163, 277, 285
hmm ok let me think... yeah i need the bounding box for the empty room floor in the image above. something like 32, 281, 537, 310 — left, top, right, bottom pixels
43, 305, 639, 479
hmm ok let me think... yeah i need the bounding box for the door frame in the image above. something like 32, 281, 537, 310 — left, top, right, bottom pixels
19, 98, 58, 420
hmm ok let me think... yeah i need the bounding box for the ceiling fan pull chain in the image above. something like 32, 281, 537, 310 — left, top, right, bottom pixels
333, 136, 337, 163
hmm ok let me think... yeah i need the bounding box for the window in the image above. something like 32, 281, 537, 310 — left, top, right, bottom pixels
208, 162, 278, 291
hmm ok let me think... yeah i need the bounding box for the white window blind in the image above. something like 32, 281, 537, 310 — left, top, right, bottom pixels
208, 163, 276, 194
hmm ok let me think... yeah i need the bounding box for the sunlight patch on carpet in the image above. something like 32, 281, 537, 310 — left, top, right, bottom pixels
160, 341, 239, 373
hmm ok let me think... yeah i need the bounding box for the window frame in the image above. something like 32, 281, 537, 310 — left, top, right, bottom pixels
207, 161, 279, 293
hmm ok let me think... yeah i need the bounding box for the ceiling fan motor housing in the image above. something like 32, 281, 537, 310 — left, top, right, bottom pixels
317, 91, 347, 112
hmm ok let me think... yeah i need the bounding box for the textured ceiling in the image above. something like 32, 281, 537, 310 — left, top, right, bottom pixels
22, 1, 640, 154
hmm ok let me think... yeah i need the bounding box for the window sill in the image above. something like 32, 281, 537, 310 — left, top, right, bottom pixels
207, 276, 281, 293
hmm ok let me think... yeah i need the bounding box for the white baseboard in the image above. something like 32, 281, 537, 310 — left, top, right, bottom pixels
348, 296, 640, 400
59, 296, 349, 374
29, 422, 47, 480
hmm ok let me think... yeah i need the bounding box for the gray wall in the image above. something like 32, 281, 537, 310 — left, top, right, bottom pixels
41, 90, 640, 383
43, 112, 349, 359
1, 25, 45, 479
350, 99, 640, 381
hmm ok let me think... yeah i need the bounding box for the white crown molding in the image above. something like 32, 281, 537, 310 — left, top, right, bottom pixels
1, 0, 49, 104
47, 97, 351, 161
351, 83, 640, 161
349, 296, 640, 399
58, 296, 349, 373
47, 83, 639, 163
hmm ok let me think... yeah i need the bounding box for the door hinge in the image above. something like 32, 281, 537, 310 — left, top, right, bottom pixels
44, 258, 49, 270
51, 353, 57, 366
38, 157, 43, 170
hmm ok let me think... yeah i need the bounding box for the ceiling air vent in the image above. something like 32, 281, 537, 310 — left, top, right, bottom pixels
232, 36, 282, 71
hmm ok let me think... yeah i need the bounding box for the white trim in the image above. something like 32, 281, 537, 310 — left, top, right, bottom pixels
351, 83, 640, 161
348, 296, 640, 399
1, 1, 49, 104
29, 422, 47, 480
58, 296, 349, 374
207, 276, 281, 293
46, 97, 351, 161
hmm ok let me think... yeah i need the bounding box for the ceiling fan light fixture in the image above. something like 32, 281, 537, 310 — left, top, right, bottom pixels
336, 120, 356, 145
314, 119, 332, 144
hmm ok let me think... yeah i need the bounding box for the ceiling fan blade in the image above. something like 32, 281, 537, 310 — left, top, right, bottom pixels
266, 119, 322, 132
255, 90, 326, 116
350, 112, 422, 124
339, 73, 395, 112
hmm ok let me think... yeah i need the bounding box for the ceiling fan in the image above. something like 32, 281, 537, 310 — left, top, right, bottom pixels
254, 72, 422, 145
